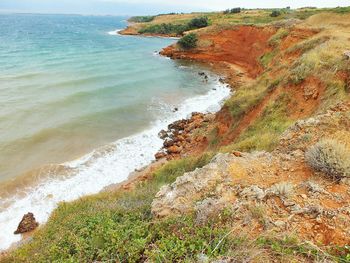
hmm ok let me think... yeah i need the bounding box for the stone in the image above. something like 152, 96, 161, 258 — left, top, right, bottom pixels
240, 185, 265, 200
167, 145, 182, 154
343, 51, 350, 60
14, 212, 39, 234
232, 151, 242, 157
158, 129, 168, 139
274, 220, 286, 228
155, 152, 167, 160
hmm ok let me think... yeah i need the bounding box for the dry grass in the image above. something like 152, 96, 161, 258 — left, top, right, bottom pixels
305, 139, 350, 180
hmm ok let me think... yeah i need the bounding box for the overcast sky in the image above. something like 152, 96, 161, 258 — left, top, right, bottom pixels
0, 0, 349, 15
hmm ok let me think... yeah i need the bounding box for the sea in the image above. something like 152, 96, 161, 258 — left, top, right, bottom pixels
0, 13, 230, 250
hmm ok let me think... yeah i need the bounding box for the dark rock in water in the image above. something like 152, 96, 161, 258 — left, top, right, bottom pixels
219, 77, 225, 83
173, 107, 179, 112
14, 212, 39, 234
198, 72, 206, 76
158, 129, 168, 139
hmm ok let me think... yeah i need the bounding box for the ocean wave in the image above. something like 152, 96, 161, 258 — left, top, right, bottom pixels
107, 29, 123, 36
0, 80, 231, 251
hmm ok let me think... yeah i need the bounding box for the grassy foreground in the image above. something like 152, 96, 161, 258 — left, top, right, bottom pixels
3, 153, 348, 262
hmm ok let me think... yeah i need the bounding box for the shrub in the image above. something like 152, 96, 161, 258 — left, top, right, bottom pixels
188, 17, 209, 29
139, 23, 189, 35
224, 8, 241, 14
270, 10, 282, 17
129, 16, 155, 23
305, 139, 350, 180
178, 33, 198, 49
138, 16, 209, 36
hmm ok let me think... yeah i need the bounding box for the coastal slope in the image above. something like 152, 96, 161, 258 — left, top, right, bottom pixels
2, 7, 350, 262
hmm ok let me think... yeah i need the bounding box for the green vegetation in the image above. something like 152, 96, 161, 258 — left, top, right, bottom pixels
178, 33, 198, 49
306, 139, 350, 180
139, 23, 189, 35
225, 92, 293, 152
138, 16, 208, 35
270, 10, 282, 17
4, 149, 343, 262
128, 16, 155, 23
223, 8, 241, 14
260, 50, 278, 68
4, 154, 214, 262
268, 28, 290, 46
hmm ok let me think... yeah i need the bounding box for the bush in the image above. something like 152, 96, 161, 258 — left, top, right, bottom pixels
270, 10, 282, 17
305, 139, 350, 180
129, 16, 155, 23
224, 8, 241, 14
138, 16, 209, 36
139, 23, 189, 35
178, 33, 198, 49
188, 17, 209, 29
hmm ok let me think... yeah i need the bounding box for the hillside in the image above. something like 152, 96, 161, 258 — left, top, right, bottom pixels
2, 7, 350, 262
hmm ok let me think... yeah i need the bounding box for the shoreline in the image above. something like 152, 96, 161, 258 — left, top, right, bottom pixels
0, 56, 232, 252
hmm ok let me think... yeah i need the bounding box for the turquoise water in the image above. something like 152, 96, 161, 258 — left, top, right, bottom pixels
0, 14, 230, 250
0, 14, 218, 182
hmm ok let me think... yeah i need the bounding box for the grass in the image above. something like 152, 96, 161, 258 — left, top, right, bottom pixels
260, 49, 278, 68
268, 28, 290, 47
3, 154, 214, 262
138, 16, 209, 36
3, 150, 346, 262
223, 92, 293, 152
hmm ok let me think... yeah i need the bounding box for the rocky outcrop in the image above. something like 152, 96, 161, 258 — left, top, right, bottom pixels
152, 103, 350, 246
155, 112, 214, 160
14, 213, 39, 234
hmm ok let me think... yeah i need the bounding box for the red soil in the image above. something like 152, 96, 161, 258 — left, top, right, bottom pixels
161, 25, 277, 78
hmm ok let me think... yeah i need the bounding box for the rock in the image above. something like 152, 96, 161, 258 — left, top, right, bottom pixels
343, 50, 350, 60
163, 139, 175, 147
305, 181, 327, 194
195, 198, 225, 225
300, 194, 308, 199
173, 107, 179, 112
14, 212, 39, 234
219, 77, 225, 83
240, 185, 265, 200
158, 130, 168, 139
167, 145, 182, 154
274, 220, 286, 228
155, 152, 167, 160
266, 182, 294, 198
232, 151, 242, 157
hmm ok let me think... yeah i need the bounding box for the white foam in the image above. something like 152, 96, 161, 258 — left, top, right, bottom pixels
0, 81, 231, 251
107, 29, 123, 36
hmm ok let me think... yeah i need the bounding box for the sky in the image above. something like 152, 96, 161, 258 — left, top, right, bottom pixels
0, 0, 349, 15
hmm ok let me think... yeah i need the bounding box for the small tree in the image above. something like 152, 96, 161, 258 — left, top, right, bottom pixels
230, 7, 241, 13
270, 10, 282, 17
188, 17, 209, 29
178, 33, 198, 49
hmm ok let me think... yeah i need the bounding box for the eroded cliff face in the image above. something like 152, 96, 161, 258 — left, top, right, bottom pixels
161, 25, 277, 78
152, 103, 350, 246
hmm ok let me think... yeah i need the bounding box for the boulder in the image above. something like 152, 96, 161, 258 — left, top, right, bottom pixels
343, 51, 350, 60
167, 145, 182, 154
155, 152, 167, 160
14, 212, 39, 234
